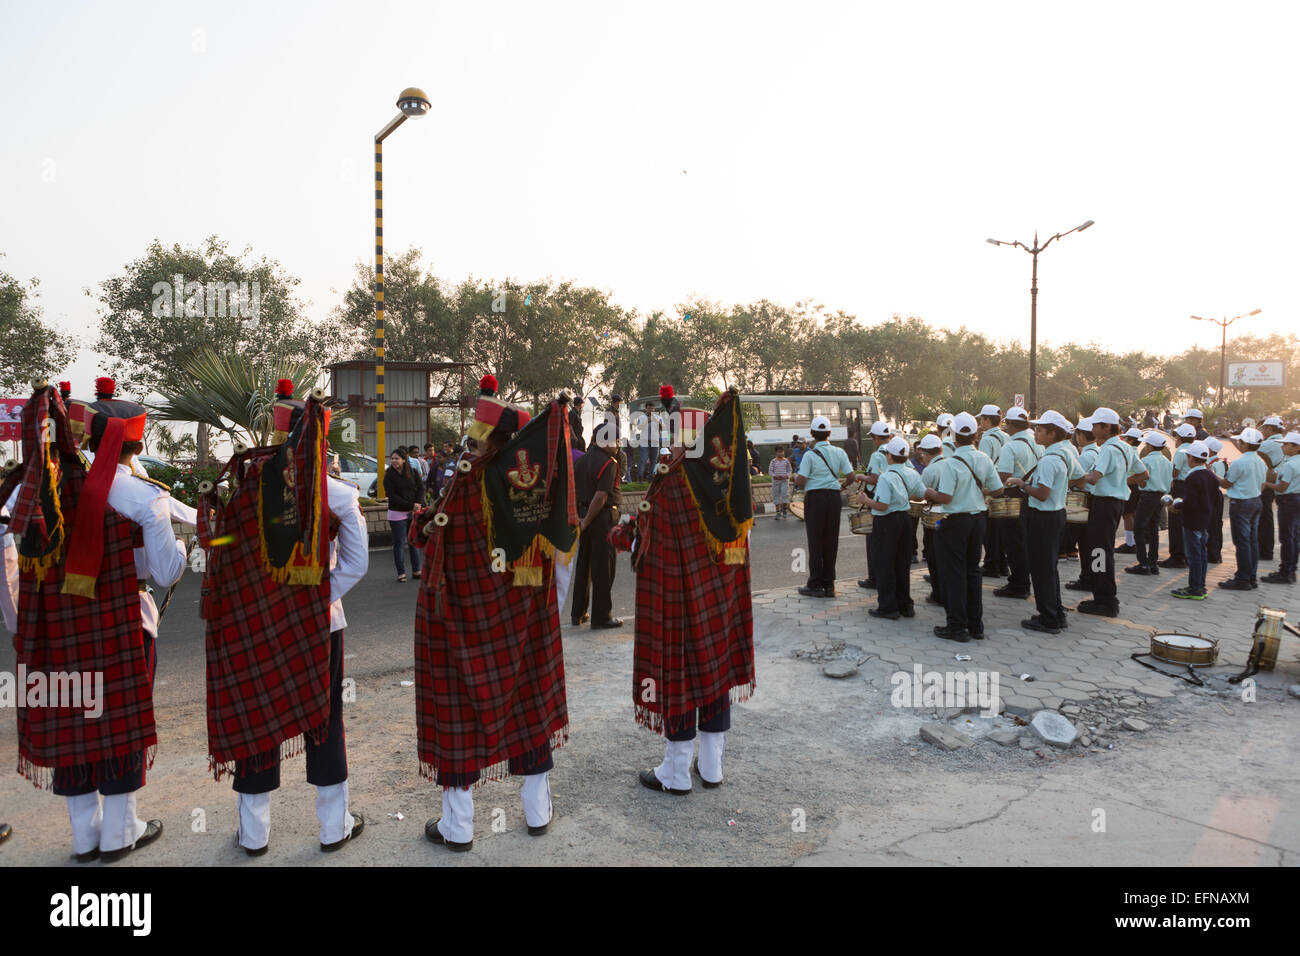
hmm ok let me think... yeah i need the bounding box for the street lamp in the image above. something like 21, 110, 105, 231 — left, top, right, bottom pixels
1190, 309, 1262, 406
373, 86, 430, 498
986, 220, 1094, 418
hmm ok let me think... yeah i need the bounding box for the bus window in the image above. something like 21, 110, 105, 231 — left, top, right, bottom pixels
779, 401, 811, 427
861, 400, 878, 423
751, 402, 779, 428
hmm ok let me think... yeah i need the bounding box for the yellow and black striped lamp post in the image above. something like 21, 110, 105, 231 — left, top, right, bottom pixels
373, 86, 430, 499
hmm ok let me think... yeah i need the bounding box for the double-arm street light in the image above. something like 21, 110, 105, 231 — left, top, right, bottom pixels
1191, 308, 1262, 406
987, 220, 1094, 417
373, 87, 430, 499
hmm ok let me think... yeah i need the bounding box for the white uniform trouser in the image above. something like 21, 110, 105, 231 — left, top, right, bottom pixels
67, 792, 148, 854
237, 781, 354, 849
437, 772, 553, 844
554, 559, 574, 617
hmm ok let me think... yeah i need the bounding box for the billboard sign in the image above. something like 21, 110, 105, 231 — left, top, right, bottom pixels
1227, 362, 1286, 388
0, 399, 25, 441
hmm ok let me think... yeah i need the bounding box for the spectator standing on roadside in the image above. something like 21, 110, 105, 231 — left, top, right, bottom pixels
769, 446, 792, 518
385, 449, 423, 583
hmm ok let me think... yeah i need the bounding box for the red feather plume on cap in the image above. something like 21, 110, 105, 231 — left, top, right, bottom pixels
275, 378, 294, 397
58, 381, 72, 393
659, 385, 674, 401
479, 374, 498, 395
94, 376, 115, 397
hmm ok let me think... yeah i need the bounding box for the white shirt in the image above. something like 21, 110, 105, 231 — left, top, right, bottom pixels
107, 464, 188, 636
0, 487, 18, 633
82, 448, 200, 528
327, 475, 369, 632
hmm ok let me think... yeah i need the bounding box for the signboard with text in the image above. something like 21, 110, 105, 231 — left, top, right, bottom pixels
0, 399, 25, 441
1227, 362, 1286, 389
1013, 394, 1025, 408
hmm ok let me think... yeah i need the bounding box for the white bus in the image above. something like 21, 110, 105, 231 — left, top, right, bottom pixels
623, 390, 880, 454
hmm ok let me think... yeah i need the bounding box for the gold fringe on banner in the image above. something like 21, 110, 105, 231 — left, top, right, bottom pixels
679, 397, 753, 564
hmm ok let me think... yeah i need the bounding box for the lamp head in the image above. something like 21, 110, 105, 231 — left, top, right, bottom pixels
1248, 308, 1262, 316
397, 87, 431, 117
1076, 220, 1095, 232
986, 238, 1000, 246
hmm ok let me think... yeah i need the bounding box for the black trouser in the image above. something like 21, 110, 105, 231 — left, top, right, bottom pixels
54, 633, 157, 797
982, 513, 1005, 572
864, 515, 877, 581
1134, 490, 1165, 568
1209, 489, 1224, 562
1087, 497, 1125, 605
1260, 487, 1275, 560
235, 629, 348, 793
666, 695, 731, 741
1167, 479, 1186, 559
873, 511, 913, 614
804, 489, 841, 591
1003, 497, 1030, 590
922, 525, 944, 602
1074, 508, 1093, 586
1026, 508, 1066, 627
909, 515, 920, 560
572, 507, 617, 624
937, 512, 985, 631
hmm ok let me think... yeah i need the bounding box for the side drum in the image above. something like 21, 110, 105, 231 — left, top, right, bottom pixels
988, 497, 1021, 519
1149, 631, 1218, 667
1065, 490, 1091, 524
849, 509, 873, 535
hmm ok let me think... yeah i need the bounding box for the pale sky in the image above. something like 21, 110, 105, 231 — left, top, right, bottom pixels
2, 0, 1297, 397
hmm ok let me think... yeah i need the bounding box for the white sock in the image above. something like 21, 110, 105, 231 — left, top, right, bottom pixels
439, 787, 474, 844
100, 792, 148, 853
1125, 531, 1135, 546
520, 772, 553, 828
698, 731, 726, 784
66, 792, 102, 856
316, 781, 355, 845
237, 791, 272, 851
653, 739, 693, 791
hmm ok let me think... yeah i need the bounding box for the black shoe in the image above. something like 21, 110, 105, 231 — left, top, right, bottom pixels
821, 588, 837, 598
933, 625, 969, 642
236, 832, 269, 857
1262, 572, 1296, 584
321, 813, 364, 852
569, 614, 589, 626
100, 820, 163, 863
1064, 580, 1092, 592
1250, 579, 1258, 589
1021, 617, 1061, 634
900, 606, 915, 618
869, 608, 901, 620
1115, 544, 1136, 554
1157, 557, 1186, 568
425, 818, 473, 852
923, 574, 932, 584
968, 626, 985, 640
527, 818, 552, 836
858, 579, 876, 590
1076, 600, 1119, 617
798, 586, 826, 597
691, 760, 723, 789
1217, 579, 1251, 591
993, 585, 1029, 598
1124, 564, 1153, 575
925, 592, 943, 605
73, 847, 100, 863
638, 768, 690, 796
1148, 565, 1160, 574
591, 618, 624, 629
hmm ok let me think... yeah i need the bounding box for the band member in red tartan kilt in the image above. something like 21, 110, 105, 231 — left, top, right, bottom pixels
610, 386, 755, 795
1, 383, 186, 862
199, 381, 366, 854
416, 377, 576, 852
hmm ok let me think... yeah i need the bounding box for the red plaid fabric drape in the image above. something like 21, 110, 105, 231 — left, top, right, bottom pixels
415, 458, 568, 788
201, 456, 332, 779
630, 468, 755, 734
14, 461, 155, 790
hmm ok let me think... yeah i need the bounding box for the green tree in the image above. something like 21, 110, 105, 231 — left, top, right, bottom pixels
0, 258, 78, 392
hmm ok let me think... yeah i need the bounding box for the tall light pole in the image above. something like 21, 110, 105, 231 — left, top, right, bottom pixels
373, 87, 430, 498
1191, 309, 1262, 406
987, 220, 1094, 418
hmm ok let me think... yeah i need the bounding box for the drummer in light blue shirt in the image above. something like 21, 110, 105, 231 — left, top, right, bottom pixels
858, 437, 926, 515
935, 413, 956, 458
1004, 410, 1074, 632
1073, 418, 1099, 486
995, 407, 1041, 481
1128, 430, 1174, 573
1214, 426, 1268, 588
1078, 407, 1130, 614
